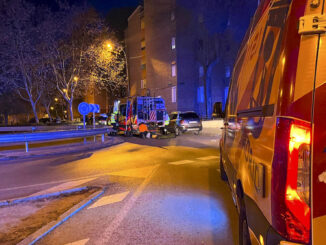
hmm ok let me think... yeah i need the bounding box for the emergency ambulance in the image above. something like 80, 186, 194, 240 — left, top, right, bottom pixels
220, 0, 326, 244
112, 96, 169, 136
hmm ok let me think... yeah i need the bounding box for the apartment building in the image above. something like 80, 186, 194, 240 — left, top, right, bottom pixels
125, 0, 256, 117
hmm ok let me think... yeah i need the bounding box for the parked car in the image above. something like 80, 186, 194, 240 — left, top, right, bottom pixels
98, 114, 109, 126
39, 118, 51, 124
220, 1, 326, 245
167, 111, 202, 136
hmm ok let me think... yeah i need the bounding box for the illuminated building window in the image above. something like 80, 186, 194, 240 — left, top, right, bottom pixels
171, 62, 177, 77
171, 11, 175, 21
141, 79, 146, 89
197, 86, 204, 103
225, 66, 231, 78
141, 39, 146, 50
141, 18, 145, 30
199, 66, 204, 77
171, 37, 176, 50
172, 86, 177, 103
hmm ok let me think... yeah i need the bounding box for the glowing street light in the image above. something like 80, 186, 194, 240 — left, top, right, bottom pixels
106, 42, 113, 51
73, 76, 79, 82
50, 106, 54, 110
54, 98, 58, 102
63, 89, 67, 93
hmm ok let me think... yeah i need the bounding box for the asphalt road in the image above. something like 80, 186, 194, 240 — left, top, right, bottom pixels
0, 134, 238, 245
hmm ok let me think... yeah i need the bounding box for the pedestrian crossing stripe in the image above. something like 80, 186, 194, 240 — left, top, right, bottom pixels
65, 238, 89, 245
197, 156, 219, 161
168, 160, 194, 165
88, 191, 130, 209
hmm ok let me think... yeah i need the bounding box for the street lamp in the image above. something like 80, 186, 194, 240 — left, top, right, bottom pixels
54, 98, 58, 102
106, 42, 113, 51
73, 76, 79, 82
105, 40, 130, 97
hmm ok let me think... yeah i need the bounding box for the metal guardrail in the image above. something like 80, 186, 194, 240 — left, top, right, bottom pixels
0, 125, 109, 133
0, 128, 111, 152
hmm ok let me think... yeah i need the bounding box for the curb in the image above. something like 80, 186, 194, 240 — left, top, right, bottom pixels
0, 138, 124, 162
0, 187, 89, 208
18, 188, 106, 245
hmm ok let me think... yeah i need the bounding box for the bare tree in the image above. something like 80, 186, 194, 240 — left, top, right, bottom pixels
196, 32, 220, 118
0, 0, 45, 123
48, 8, 107, 121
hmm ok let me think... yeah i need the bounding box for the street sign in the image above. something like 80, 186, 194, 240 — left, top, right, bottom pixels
88, 104, 100, 113
78, 102, 90, 116
78, 102, 100, 129
78, 103, 100, 115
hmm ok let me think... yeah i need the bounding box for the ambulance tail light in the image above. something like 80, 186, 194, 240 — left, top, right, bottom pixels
272, 118, 311, 244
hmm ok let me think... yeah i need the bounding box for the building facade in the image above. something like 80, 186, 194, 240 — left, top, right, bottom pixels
125, 0, 257, 117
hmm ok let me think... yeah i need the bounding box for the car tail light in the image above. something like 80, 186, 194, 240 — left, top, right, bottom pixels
272, 117, 311, 244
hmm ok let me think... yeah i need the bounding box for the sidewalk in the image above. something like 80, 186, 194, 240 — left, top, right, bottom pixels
0, 136, 124, 162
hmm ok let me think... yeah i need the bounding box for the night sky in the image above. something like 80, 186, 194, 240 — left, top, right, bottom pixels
88, 0, 139, 13
30, 0, 140, 14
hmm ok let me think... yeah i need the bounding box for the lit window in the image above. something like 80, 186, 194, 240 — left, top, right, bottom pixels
171, 63, 177, 77
225, 66, 231, 78
141, 79, 146, 89
171, 11, 175, 21
197, 86, 204, 103
141, 18, 145, 30
141, 39, 146, 50
199, 66, 204, 77
172, 37, 176, 49
172, 86, 177, 103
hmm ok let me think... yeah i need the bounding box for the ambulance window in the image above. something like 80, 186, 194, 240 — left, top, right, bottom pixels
170, 114, 178, 120
120, 105, 126, 116
138, 104, 143, 119
133, 101, 137, 115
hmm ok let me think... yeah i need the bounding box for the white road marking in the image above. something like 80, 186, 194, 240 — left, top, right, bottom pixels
98, 164, 160, 243
168, 160, 194, 165
65, 238, 89, 245
88, 191, 130, 209
108, 166, 156, 179
31, 178, 95, 196
197, 156, 219, 161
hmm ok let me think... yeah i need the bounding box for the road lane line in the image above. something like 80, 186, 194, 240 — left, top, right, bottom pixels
197, 156, 219, 161
168, 160, 194, 165
30, 178, 96, 196
65, 238, 90, 245
98, 164, 160, 244
108, 166, 156, 178
88, 191, 130, 209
